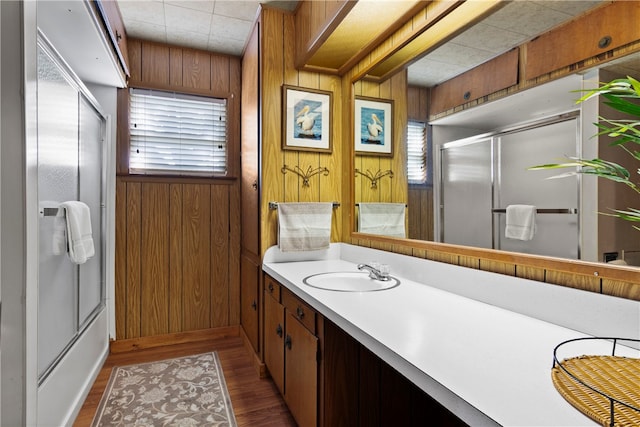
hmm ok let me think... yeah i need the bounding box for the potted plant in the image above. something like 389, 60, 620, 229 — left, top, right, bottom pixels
530, 76, 640, 230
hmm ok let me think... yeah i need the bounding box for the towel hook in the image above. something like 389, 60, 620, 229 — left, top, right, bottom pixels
281, 164, 329, 187
355, 168, 394, 189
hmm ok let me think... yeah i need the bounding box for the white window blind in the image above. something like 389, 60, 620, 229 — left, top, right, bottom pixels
407, 120, 427, 184
129, 88, 227, 176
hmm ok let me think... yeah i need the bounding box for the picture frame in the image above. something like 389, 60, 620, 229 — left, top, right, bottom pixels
354, 96, 393, 156
282, 85, 332, 153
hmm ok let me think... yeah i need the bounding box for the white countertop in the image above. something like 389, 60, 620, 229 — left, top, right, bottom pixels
263, 244, 640, 427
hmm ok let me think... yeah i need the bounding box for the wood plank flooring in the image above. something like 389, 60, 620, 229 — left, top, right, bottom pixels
74, 336, 296, 426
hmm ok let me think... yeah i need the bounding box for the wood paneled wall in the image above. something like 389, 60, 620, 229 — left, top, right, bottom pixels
259, 8, 344, 256
115, 39, 241, 339
353, 73, 408, 206
407, 85, 432, 241
115, 179, 240, 339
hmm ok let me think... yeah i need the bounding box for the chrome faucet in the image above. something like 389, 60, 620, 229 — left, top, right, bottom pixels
357, 263, 390, 281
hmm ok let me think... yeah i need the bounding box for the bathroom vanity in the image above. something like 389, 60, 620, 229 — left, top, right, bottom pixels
262, 244, 640, 426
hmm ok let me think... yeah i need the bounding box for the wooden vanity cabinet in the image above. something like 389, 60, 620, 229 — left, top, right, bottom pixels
264, 274, 319, 427
264, 274, 464, 426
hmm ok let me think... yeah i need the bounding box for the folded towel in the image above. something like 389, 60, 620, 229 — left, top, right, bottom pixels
358, 203, 406, 238
277, 202, 332, 252
505, 204, 536, 241
60, 201, 95, 264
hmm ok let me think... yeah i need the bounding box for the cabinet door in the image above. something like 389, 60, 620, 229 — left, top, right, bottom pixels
264, 292, 285, 394
285, 310, 318, 427
240, 255, 259, 352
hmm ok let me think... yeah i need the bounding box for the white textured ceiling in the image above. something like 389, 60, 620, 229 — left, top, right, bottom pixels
116, 0, 298, 55
408, 0, 603, 86
116, 0, 639, 87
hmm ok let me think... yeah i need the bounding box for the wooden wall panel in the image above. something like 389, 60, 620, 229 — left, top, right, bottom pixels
115, 180, 127, 340
116, 38, 242, 340
116, 180, 238, 337
182, 50, 211, 91
407, 85, 428, 121
352, 71, 408, 236
545, 271, 600, 293
141, 43, 170, 86
228, 180, 241, 324
241, 24, 260, 259
141, 183, 170, 337
182, 184, 212, 331
169, 183, 183, 333
211, 55, 230, 93
127, 39, 142, 83
408, 187, 433, 241
430, 48, 519, 115
524, 1, 640, 80
125, 182, 141, 338
259, 8, 347, 254
211, 185, 230, 327
169, 47, 183, 87
127, 38, 240, 100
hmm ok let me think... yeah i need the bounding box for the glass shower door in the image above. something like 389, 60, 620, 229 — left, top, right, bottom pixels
440, 138, 493, 248
495, 118, 580, 258
37, 45, 79, 379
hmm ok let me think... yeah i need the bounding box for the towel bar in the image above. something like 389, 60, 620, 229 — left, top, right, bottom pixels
269, 201, 340, 210
356, 203, 407, 207
492, 208, 577, 214
40, 207, 62, 217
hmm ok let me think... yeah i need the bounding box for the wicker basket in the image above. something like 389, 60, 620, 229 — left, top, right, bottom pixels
551, 338, 640, 427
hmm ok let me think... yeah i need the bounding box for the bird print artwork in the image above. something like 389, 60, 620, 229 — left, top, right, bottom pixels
294, 102, 321, 139
360, 106, 385, 145
367, 113, 383, 140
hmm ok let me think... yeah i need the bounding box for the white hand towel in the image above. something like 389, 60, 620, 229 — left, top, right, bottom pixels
60, 201, 95, 264
505, 204, 536, 241
358, 203, 406, 238
278, 202, 332, 252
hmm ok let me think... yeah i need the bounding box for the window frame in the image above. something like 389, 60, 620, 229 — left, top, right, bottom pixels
126, 88, 229, 178
407, 120, 432, 187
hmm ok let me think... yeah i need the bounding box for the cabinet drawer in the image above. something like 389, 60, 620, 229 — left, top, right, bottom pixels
264, 275, 281, 302
282, 288, 316, 334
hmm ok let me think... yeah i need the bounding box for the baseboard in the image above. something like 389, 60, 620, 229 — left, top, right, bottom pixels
240, 326, 267, 378
109, 325, 240, 354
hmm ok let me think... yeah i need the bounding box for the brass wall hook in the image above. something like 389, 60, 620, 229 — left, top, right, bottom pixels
355, 168, 394, 189
282, 164, 329, 187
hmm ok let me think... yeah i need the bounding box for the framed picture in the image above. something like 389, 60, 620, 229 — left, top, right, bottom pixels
282, 85, 332, 153
354, 96, 393, 156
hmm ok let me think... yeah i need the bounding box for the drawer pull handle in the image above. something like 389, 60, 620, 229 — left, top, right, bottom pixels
296, 306, 305, 319
268, 283, 274, 292
251, 300, 257, 310
285, 334, 292, 350
276, 324, 283, 338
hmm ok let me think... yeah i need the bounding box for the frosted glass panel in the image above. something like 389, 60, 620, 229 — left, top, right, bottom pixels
37, 47, 79, 377
496, 119, 579, 258
441, 139, 493, 248
78, 97, 103, 326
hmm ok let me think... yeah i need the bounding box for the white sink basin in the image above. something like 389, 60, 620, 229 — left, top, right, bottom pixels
303, 271, 400, 292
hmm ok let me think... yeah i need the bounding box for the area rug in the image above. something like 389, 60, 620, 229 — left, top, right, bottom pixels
91, 352, 237, 427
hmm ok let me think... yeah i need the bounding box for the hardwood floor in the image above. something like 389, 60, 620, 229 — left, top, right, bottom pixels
74, 335, 297, 426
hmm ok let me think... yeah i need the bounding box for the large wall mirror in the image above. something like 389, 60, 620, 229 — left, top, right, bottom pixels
352, 0, 640, 267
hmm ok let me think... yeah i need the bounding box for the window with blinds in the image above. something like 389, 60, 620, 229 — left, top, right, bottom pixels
407, 120, 428, 185
129, 88, 227, 176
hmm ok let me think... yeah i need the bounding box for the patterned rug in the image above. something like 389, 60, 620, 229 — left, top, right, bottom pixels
91, 352, 237, 427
